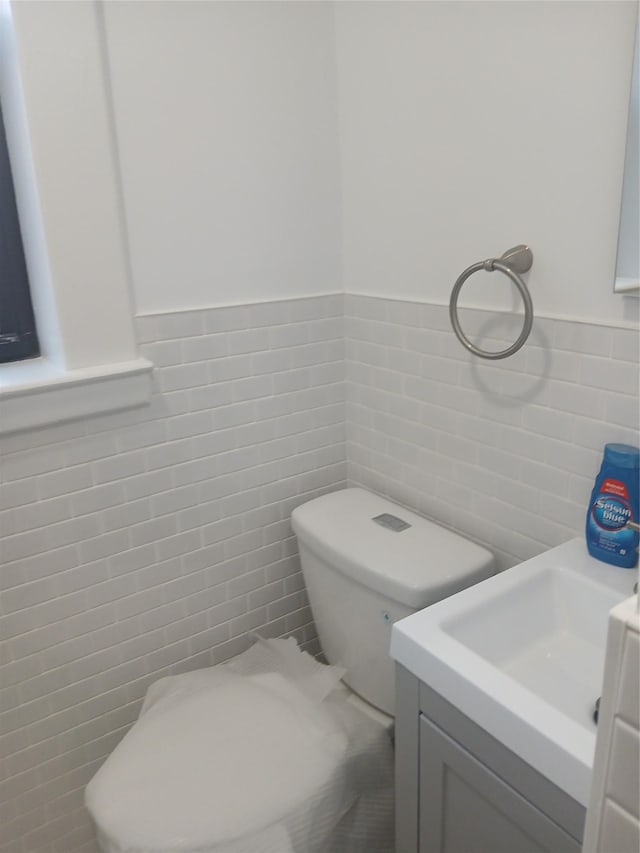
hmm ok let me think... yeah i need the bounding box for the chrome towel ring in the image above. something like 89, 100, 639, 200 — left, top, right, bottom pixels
449, 245, 534, 360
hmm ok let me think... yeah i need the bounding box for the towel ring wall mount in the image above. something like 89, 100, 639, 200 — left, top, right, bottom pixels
449, 245, 534, 360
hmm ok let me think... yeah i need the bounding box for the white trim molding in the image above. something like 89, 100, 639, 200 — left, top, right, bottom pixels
0, 357, 153, 435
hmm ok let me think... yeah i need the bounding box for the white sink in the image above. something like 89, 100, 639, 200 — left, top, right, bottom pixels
390, 538, 637, 806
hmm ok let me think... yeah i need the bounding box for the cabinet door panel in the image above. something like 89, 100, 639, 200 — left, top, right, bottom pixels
419, 715, 580, 853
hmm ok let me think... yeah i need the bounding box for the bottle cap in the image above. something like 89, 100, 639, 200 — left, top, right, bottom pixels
603, 443, 640, 469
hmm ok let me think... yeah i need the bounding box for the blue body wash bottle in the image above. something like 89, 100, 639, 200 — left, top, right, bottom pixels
586, 443, 640, 568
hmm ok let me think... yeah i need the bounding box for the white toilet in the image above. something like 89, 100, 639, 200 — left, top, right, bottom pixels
291, 488, 494, 717
85, 487, 494, 853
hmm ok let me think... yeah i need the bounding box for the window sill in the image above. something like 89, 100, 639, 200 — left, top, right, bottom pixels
614, 276, 640, 295
0, 356, 154, 435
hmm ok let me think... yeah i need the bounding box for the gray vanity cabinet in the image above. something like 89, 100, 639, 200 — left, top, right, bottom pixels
395, 665, 586, 853
418, 716, 579, 853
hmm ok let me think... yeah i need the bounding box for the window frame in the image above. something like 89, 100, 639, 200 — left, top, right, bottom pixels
0, 0, 153, 436
614, 17, 639, 293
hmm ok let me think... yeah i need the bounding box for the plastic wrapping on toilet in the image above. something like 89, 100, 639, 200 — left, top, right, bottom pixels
86, 636, 394, 853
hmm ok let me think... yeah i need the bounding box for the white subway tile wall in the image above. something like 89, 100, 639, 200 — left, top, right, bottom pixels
0, 296, 346, 853
2, 292, 639, 852
344, 295, 640, 572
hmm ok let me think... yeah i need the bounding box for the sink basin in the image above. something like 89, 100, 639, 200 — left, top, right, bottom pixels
442, 561, 623, 727
390, 538, 637, 806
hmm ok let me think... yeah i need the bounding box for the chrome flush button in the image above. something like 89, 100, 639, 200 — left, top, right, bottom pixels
372, 513, 411, 532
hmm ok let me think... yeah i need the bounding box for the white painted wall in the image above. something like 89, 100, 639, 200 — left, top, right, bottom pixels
102, 0, 342, 315
335, 0, 639, 326
6, 1, 637, 328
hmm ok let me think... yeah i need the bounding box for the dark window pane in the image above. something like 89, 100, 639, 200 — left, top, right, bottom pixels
0, 102, 39, 363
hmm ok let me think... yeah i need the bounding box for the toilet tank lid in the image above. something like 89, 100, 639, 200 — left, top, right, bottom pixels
291, 488, 494, 609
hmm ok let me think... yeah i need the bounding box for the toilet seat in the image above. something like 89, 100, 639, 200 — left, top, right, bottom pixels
86, 669, 349, 853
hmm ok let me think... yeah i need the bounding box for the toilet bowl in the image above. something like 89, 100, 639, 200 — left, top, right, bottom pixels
85, 487, 494, 853
86, 636, 395, 853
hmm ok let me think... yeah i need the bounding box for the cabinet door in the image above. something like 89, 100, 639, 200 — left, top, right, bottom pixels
419, 715, 581, 853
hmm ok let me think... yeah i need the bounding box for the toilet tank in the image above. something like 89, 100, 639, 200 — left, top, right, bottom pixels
291, 488, 494, 715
